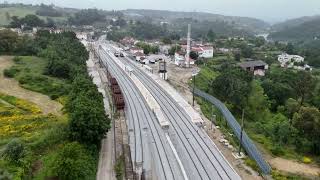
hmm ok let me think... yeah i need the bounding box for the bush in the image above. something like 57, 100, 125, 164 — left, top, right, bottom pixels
302, 156, 312, 164
3, 68, 19, 78
271, 144, 285, 156
1, 139, 26, 163
50, 142, 96, 180
0, 168, 12, 180
13, 56, 22, 64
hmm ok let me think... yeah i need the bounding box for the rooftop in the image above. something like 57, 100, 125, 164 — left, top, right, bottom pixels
239, 60, 267, 68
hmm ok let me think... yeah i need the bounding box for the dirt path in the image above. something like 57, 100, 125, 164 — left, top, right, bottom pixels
269, 157, 320, 177
0, 56, 63, 116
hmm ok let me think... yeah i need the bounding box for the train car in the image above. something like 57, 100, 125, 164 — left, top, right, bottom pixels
111, 85, 122, 95
109, 77, 118, 86
113, 94, 125, 110
107, 72, 125, 110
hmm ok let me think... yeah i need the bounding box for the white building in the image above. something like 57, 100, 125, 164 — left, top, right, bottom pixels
174, 52, 195, 66
278, 53, 312, 71
278, 53, 304, 66
133, 52, 146, 62
130, 47, 144, 54
192, 46, 214, 58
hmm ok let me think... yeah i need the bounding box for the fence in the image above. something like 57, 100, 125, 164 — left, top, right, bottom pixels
194, 88, 271, 175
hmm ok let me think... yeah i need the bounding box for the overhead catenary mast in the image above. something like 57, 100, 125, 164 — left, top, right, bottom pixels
186, 24, 191, 68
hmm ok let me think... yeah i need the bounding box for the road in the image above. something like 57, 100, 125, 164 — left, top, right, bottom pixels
95, 40, 242, 180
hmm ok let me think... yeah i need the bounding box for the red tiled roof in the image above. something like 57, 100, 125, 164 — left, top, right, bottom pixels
134, 52, 145, 56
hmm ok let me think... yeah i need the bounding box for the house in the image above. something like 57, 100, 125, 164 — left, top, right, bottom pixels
133, 52, 146, 62
159, 45, 172, 55
148, 54, 170, 64
277, 53, 312, 71
130, 47, 144, 54
192, 46, 214, 58
239, 60, 268, 76
278, 53, 304, 67
120, 37, 136, 46
175, 52, 186, 66
174, 52, 195, 66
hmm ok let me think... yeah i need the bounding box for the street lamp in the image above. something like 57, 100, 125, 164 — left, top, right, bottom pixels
192, 70, 199, 107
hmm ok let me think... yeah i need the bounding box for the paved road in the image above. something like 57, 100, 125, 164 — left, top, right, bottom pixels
96, 41, 241, 180
97, 44, 184, 180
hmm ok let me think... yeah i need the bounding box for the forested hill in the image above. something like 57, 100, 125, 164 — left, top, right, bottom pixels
269, 16, 320, 41
122, 9, 270, 33
272, 15, 320, 32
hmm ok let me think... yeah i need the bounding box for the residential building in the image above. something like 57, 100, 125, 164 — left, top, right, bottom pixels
120, 37, 136, 46
159, 45, 172, 55
130, 47, 144, 54
174, 51, 195, 66
278, 53, 312, 71
192, 46, 214, 58
133, 52, 146, 62
239, 60, 268, 76
278, 53, 304, 67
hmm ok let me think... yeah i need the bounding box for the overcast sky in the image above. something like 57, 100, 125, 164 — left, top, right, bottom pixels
5, 0, 320, 23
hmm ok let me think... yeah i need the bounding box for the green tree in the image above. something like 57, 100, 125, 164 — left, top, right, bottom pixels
293, 106, 320, 154
162, 37, 172, 44
210, 66, 252, 109
284, 98, 300, 119
51, 142, 95, 180
190, 51, 199, 60
0, 30, 19, 54
293, 71, 315, 105
285, 43, 295, 54
241, 46, 253, 58
0, 168, 11, 180
207, 29, 216, 42
68, 93, 110, 145
169, 45, 181, 55
266, 113, 295, 146
21, 14, 44, 27
234, 52, 241, 61
1, 139, 25, 163
246, 80, 270, 122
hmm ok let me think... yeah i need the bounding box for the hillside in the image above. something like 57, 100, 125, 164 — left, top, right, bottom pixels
123, 9, 270, 33
269, 17, 320, 41
271, 15, 320, 31
0, 4, 70, 26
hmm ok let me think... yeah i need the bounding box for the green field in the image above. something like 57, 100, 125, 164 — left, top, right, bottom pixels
6, 56, 69, 100
0, 7, 68, 26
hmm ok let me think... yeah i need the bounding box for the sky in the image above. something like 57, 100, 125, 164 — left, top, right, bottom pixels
5, 0, 320, 23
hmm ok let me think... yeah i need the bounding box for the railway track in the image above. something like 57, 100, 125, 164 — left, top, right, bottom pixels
98, 47, 184, 180
106, 44, 241, 180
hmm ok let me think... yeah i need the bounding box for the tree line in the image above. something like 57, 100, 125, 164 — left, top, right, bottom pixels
0, 29, 110, 179
204, 62, 320, 156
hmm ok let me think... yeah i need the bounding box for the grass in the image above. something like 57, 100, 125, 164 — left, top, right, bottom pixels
5, 56, 69, 99
0, 6, 68, 26
0, 7, 36, 25
0, 91, 68, 179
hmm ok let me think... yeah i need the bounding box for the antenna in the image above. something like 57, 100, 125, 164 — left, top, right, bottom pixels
186, 24, 191, 68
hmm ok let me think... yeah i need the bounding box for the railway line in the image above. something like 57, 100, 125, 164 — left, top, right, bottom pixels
97, 46, 184, 180
106, 44, 241, 180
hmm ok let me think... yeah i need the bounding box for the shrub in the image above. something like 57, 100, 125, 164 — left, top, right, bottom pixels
50, 142, 95, 180
3, 68, 18, 78
270, 144, 285, 156
302, 156, 312, 164
13, 56, 23, 64
0, 168, 12, 180
1, 139, 26, 163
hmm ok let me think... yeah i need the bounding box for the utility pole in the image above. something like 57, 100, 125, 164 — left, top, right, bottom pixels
238, 109, 245, 156
192, 75, 196, 107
